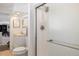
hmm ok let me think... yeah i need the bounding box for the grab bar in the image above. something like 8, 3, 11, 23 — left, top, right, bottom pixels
47, 39, 79, 50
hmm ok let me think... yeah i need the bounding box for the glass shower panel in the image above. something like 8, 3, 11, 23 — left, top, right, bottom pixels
48, 3, 79, 56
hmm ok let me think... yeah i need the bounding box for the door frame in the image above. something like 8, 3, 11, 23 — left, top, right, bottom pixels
35, 3, 47, 56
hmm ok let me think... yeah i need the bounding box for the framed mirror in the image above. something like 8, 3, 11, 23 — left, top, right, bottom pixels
22, 17, 28, 28
13, 19, 20, 28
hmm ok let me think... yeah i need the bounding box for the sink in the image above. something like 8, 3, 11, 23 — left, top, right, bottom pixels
13, 31, 26, 36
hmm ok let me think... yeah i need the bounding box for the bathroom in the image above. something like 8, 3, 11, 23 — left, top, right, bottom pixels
0, 3, 28, 56
2, 3, 79, 56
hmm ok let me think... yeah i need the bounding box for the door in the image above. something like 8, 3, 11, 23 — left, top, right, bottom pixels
37, 3, 79, 56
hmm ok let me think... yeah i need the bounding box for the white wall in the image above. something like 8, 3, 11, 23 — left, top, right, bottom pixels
48, 3, 79, 45
48, 3, 79, 55
0, 3, 13, 14
0, 14, 10, 22
29, 4, 35, 56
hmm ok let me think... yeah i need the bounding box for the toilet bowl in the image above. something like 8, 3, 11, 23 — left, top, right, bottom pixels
13, 47, 28, 56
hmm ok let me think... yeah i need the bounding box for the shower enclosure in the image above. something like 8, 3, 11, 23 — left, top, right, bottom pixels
36, 3, 79, 56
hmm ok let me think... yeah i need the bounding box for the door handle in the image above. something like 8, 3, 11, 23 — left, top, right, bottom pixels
40, 25, 45, 30
47, 39, 53, 42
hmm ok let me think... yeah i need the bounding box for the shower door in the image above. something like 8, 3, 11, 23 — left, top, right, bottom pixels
36, 3, 79, 56
36, 4, 48, 56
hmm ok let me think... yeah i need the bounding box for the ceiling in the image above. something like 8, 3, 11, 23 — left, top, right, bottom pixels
0, 3, 28, 22
0, 3, 14, 14
0, 3, 14, 22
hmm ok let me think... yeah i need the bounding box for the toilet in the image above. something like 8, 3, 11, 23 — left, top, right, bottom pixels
13, 47, 28, 56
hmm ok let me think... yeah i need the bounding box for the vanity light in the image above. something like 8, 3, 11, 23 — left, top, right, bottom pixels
11, 11, 22, 17
16, 12, 20, 14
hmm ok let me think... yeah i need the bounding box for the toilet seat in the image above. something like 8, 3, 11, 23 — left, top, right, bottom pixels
13, 47, 26, 52
13, 47, 28, 55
